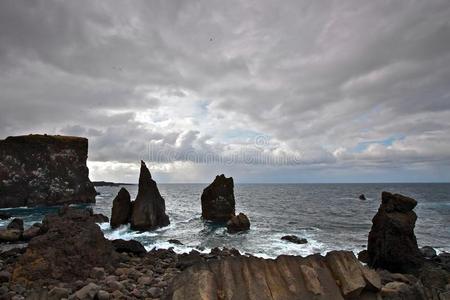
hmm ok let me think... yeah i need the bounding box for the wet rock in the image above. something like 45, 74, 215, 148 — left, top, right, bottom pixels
22, 223, 42, 241
130, 161, 170, 230
111, 239, 146, 255
7, 218, 23, 231
359, 194, 366, 200
201, 174, 235, 222
11, 208, 118, 284
420, 246, 437, 259
110, 188, 132, 229
281, 235, 308, 244
0, 229, 22, 242
226, 213, 250, 233
74, 283, 100, 300
168, 239, 184, 245
0, 134, 97, 208
368, 191, 423, 273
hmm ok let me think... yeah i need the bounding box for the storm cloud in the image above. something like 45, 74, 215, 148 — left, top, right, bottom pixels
1, 0, 450, 182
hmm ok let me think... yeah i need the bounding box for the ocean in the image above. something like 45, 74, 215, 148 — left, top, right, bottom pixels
1, 183, 449, 258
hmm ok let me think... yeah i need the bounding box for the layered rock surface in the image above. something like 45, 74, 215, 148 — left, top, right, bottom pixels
164, 250, 381, 300
368, 191, 423, 273
130, 161, 170, 230
201, 174, 236, 222
0, 134, 96, 208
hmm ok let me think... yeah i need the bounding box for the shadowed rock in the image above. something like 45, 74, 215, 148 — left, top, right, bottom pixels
130, 161, 169, 230
0, 134, 97, 208
11, 207, 118, 285
201, 174, 235, 222
282, 235, 308, 244
227, 213, 250, 233
110, 187, 132, 228
7, 218, 23, 231
163, 250, 381, 300
368, 191, 423, 273
111, 239, 146, 255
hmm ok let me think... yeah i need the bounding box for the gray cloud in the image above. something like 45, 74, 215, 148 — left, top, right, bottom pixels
1, 0, 450, 182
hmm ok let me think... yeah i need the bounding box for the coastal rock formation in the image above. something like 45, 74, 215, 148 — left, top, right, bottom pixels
111, 239, 147, 255
368, 191, 423, 273
0, 134, 97, 208
6, 218, 23, 231
11, 207, 118, 284
130, 161, 170, 230
226, 213, 250, 233
201, 174, 235, 222
359, 194, 366, 200
164, 250, 381, 300
281, 234, 308, 244
110, 187, 132, 228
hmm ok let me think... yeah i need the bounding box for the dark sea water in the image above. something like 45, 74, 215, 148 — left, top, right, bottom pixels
1, 183, 449, 258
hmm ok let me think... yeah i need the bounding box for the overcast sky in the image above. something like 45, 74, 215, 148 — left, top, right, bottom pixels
1, 0, 450, 183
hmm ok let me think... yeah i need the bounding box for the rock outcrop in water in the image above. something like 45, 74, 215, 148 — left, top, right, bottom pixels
110, 187, 132, 228
226, 213, 250, 233
0, 134, 96, 208
11, 207, 118, 284
130, 161, 170, 230
201, 174, 236, 222
368, 191, 423, 273
164, 250, 382, 299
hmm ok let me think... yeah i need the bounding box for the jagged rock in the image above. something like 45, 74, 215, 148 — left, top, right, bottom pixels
111, 239, 146, 255
130, 161, 169, 230
7, 218, 23, 231
0, 229, 21, 242
164, 250, 381, 300
281, 235, 308, 244
368, 191, 423, 273
201, 174, 235, 222
359, 194, 366, 200
0, 134, 97, 208
110, 187, 132, 228
226, 213, 250, 233
22, 223, 42, 241
11, 207, 118, 284
420, 246, 437, 259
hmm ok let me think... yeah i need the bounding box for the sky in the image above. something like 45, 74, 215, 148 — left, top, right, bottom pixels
1, 0, 450, 183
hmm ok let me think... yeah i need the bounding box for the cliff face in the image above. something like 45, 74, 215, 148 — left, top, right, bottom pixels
0, 134, 97, 208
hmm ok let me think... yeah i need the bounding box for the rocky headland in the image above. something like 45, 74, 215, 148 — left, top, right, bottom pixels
0, 134, 96, 208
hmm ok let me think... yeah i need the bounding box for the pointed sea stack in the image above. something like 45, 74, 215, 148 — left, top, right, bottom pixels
130, 161, 169, 230
367, 191, 423, 273
201, 174, 235, 222
110, 188, 132, 228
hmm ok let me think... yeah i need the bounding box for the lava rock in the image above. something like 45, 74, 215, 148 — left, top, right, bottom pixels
110, 188, 132, 228
22, 223, 43, 241
11, 207, 118, 284
111, 239, 147, 255
130, 161, 170, 230
201, 174, 235, 222
0, 212, 11, 220
281, 235, 308, 244
357, 250, 369, 264
168, 239, 184, 245
7, 218, 24, 231
0, 229, 22, 242
359, 194, 366, 200
368, 191, 423, 273
226, 213, 250, 233
420, 246, 437, 259
0, 134, 97, 208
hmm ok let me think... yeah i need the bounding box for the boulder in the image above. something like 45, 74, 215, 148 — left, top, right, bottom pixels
11, 207, 118, 284
91, 213, 109, 223
281, 235, 308, 244
110, 187, 132, 228
358, 249, 369, 264
359, 194, 366, 200
164, 250, 381, 300
0, 229, 22, 242
168, 239, 184, 245
201, 174, 235, 222
227, 213, 250, 233
7, 218, 23, 231
130, 161, 170, 230
75, 283, 100, 300
111, 239, 147, 255
420, 246, 437, 259
368, 191, 423, 273
0, 134, 97, 208
22, 223, 43, 241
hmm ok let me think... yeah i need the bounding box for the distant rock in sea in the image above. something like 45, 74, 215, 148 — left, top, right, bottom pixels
110, 187, 132, 228
368, 191, 423, 273
359, 194, 366, 200
201, 174, 236, 222
130, 161, 170, 230
227, 213, 250, 233
0, 134, 97, 208
281, 235, 308, 244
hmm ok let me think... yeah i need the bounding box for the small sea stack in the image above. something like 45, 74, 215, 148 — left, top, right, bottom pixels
359, 194, 366, 200
226, 213, 250, 233
110, 187, 132, 229
368, 191, 423, 273
130, 161, 170, 230
201, 174, 236, 222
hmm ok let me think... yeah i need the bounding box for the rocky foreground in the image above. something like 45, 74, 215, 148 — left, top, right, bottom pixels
0, 205, 449, 299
